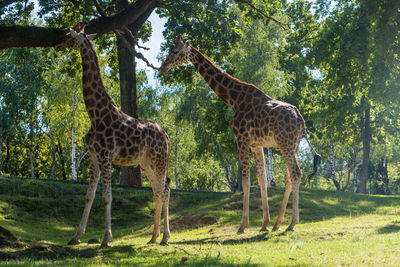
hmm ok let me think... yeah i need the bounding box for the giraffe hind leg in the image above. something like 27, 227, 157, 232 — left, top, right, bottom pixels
160, 176, 170, 245
99, 157, 113, 248
272, 176, 292, 231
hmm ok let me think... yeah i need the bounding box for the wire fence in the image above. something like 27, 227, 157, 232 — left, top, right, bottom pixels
0, 175, 234, 195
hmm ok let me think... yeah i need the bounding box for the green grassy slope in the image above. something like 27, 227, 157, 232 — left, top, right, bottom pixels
0, 177, 399, 266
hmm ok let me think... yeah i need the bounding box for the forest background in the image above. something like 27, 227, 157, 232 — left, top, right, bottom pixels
1, 0, 400, 195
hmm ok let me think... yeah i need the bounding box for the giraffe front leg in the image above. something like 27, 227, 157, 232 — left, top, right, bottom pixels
251, 147, 270, 232
286, 163, 302, 232
69, 159, 100, 245
100, 159, 113, 248
237, 141, 250, 233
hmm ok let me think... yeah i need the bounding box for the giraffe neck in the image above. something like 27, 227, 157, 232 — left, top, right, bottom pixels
79, 40, 118, 127
189, 47, 249, 111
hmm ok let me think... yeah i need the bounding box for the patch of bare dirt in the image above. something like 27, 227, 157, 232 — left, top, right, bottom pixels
170, 214, 218, 231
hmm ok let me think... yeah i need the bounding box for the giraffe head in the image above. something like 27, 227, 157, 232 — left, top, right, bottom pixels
55, 22, 96, 50
160, 35, 192, 72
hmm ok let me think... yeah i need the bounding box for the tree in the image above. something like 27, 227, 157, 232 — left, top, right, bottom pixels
310, 0, 400, 193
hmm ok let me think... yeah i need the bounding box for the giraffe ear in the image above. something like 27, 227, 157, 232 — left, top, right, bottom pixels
68, 28, 79, 37
86, 33, 97, 41
177, 34, 184, 44
184, 40, 191, 47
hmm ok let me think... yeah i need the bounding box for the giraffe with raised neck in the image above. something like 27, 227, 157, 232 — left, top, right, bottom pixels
161, 35, 321, 233
56, 25, 171, 247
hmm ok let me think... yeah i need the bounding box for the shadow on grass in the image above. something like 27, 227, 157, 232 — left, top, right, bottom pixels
376, 221, 400, 234
171, 232, 271, 246
0, 243, 258, 266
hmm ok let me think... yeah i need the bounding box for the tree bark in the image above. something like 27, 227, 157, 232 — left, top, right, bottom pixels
50, 134, 56, 180
116, 35, 142, 186
359, 107, 371, 194
0, 0, 158, 49
352, 147, 359, 193
71, 96, 77, 181
116, 0, 154, 186
57, 141, 67, 181
71, 127, 77, 181
267, 148, 275, 187
174, 124, 180, 189
237, 158, 242, 192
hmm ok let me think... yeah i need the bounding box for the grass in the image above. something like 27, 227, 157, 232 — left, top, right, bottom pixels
0, 176, 399, 266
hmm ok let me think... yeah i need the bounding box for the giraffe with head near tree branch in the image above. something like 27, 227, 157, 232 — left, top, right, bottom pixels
55, 23, 171, 247
161, 35, 321, 233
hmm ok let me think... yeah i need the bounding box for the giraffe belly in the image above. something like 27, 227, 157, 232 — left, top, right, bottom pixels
111, 147, 143, 167
250, 135, 278, 148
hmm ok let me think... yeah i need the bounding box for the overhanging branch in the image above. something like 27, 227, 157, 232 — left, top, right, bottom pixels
234, 0, 290, 29
0, 0, 158, 49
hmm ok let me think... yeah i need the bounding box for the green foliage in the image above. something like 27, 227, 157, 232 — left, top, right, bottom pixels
2, 0, 400, 194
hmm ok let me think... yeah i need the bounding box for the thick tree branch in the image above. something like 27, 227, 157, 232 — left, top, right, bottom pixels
0, 0, 158, 49
234, 0, 290, 29
0, 26, 67, 49
85, 0, 157, 36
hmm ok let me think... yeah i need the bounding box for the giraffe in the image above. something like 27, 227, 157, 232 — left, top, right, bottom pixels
161, 35, 321, 233
56, 25, 171, 247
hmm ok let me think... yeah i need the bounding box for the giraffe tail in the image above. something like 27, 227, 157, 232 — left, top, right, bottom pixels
304, 130, 322, 181
298, 109, 322, 181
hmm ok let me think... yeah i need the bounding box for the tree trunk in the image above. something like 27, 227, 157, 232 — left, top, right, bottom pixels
352, 147, 359, 193
377, 158, 390, 195
4, 138, 10, 174
0, 121, 2, 156
50, 134, 56, 180
116, 0, 154, 186
359, 107, 371, 194
29, 142, 35, 178
71, 96, 77, 181
174, 124, 180, 189
267, 148, 275, 187
237, 158, 242, 192
71, 127, 77, 181
57, 141, 67, 180
29, 114, 35, 179
116, 31, 142, 186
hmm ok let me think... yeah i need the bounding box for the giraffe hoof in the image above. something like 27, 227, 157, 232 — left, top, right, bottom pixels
67, 238, 81, 246
160, 239, 169, 246
260, 226, 269, 232
272, 226, 280, 232
147, 239, 157, 244
100, 242, 110, 248
285, 226, 295, 232
237, 227, 245, 234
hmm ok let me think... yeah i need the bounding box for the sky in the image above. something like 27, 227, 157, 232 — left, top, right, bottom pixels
136, 13, 167, 87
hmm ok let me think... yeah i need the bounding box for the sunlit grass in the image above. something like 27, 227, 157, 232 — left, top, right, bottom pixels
0, 177, 399, 266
